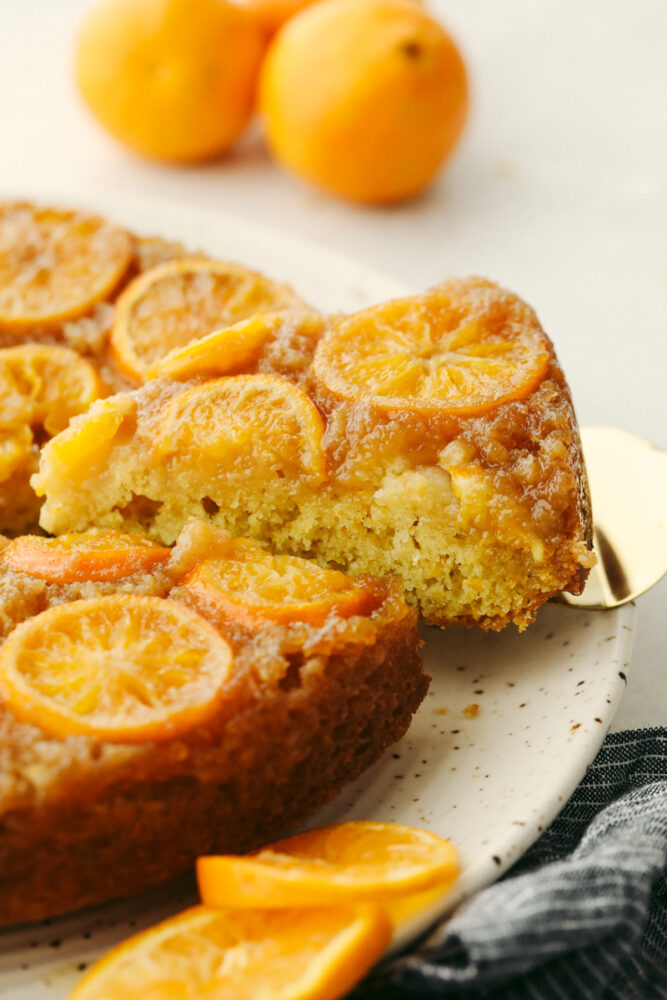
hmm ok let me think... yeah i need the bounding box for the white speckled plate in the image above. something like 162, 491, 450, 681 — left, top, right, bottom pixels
0, 196, 635, 998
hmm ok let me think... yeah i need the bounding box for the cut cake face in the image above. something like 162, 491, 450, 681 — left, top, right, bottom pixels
34, 276, 594, 631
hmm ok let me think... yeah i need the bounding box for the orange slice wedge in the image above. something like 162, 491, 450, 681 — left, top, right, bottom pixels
0, 344, 104, 435
182, 535, 377, 628
110, 258, 303, 381
67, 903, 391, 1000
154, 373, 327, 484
145, 312, 281, 381
198, 821, 459, 908
33, 394, 136, 495
0, 530, 170, 583
313, 278, 551, 416
0, 595, 233, 743
0, 202, 133, 331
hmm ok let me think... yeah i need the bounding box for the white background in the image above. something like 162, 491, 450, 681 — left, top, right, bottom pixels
0, 0, 665, 728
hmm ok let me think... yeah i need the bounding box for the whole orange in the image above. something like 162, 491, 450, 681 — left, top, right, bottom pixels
259, 0, 468, 204
75, 0, 266, 163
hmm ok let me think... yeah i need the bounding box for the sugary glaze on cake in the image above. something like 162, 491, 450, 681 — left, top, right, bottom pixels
0, 522, 426, 925
35, 278, 594, 630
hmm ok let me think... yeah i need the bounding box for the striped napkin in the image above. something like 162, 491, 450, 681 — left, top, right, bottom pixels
354, 729, 667, 1000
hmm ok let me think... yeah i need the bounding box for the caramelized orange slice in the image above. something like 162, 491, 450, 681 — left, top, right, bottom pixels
198, 821, 458, 908
0, 595, 233, 743
68, 903, 391, 1000
154, 373, 327, 483
1, 530, 170, 583
313, 279, 551, 416
146, 312, 281, 381
0, 344, 103, 435
110, 258, 303, 381
0, 202, 133, 331
183, 535, 376, 628
33, 395, 136, 497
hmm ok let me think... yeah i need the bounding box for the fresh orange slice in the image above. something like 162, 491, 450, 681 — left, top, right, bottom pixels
198, 821, 459, 908
313, 278, 551, 416
0, 344, 104, 435
0, 202, 133, 331
0, 595, 233, 743
145, 312, 281, 381
67, 903, 391, 1000
0, 530, 170, 583
183, 535, 377, 628
110, 258, 303, 381
154, 373, 327, 484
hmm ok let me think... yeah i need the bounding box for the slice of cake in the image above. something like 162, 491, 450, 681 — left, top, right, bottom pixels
34, 278, 594, 630
0, 521, 426, 924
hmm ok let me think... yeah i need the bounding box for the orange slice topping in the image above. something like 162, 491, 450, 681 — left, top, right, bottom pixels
313, 278, 551, 416
0, 530, 170, 583
145, 312, 281, 381
0, 595, 233, 743
183, 535, 377, 628
67, 903, 391, 1000
198, 821, 459, 908
110, 258, 303, 381
0, 344, 104, 435
0, 202, 133, 331
154, 373, 327, 484
33, 394, 136, 495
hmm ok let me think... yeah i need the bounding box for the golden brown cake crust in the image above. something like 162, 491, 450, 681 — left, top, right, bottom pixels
34, 278, 594, 631
0, 570, 426, 926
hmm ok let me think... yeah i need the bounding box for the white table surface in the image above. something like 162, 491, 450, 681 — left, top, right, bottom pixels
0, 0, 665, 730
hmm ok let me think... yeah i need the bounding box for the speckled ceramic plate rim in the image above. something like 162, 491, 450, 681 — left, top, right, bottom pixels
0, 191, 636, 995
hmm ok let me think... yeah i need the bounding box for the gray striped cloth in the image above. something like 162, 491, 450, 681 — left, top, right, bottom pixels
353, 729, 667, 1000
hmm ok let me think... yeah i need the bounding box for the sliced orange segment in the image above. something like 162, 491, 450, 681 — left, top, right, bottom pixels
0, 595, 233, 743
0, 344, 104, 435
154, 373, 327, 484
110, 258, 304, 381
0, 202, 133, 331
0, 530, 170, 583
33, 394, 136, 497
67, 903, 391, 1000
198, 821, 459, 908
313, 278, 551, 416
183, 535, 377, 628
145, 312, 281, 381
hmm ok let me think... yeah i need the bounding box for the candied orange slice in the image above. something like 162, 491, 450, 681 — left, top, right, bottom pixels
146, 312, 281, 381
110, 258, 303, 381
183, 535, 376, 628
0, 202, 133, 331
198, 822, 459, 908
0, 595, 233, 743
0, 344, 103, 435
68, 903, 391, 1000
154, 373, 327, 483
0, 530, 170, 583
33, 395, 136, 496
313, 279, 551, 416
